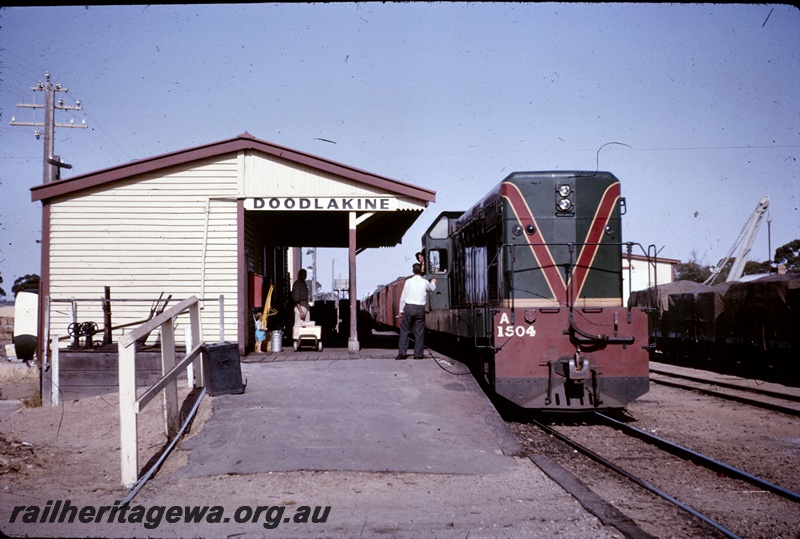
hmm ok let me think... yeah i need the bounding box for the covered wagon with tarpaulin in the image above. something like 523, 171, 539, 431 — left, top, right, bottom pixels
721, 274, 800, 377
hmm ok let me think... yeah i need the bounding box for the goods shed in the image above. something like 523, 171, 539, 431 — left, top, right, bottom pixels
30, 132, 435, 368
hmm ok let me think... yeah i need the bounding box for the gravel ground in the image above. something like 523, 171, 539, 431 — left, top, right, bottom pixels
2, 352, 797, 538
0, 372, 622, 538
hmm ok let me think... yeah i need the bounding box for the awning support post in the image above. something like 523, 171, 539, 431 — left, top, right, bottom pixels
348, 211, 359, 353
348, 211, 374, 354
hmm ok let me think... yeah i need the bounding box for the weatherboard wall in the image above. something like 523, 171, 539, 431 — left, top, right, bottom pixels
46, 156, 239, 346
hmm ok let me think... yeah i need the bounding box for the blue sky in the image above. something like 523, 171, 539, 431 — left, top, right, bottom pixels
1, 3, 798, 298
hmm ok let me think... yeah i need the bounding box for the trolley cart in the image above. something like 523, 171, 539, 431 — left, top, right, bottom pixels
293, 321, 323, 352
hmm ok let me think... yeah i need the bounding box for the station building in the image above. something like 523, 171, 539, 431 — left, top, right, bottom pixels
30, 132, 435, 363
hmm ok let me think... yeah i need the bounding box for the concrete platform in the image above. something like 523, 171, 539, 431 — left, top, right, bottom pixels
173, 355, 522, 479
134, 348, 625, 537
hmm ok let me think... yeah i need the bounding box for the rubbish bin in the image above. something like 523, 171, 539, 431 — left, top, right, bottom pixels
202, 342, 245, 396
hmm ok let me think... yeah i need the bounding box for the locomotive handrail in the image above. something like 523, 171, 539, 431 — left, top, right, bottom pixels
500, 240, 653, 346
568, 312, 635, 345
565, 242, 636, 345
503, 240, 657, 309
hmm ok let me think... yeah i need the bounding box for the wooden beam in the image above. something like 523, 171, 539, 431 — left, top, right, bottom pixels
136, 344, 203, 413
159, 318, 179, 438
118, 296, 198, 348
118, 341, 138, 488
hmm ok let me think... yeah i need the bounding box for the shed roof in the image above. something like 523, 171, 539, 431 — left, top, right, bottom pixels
30, 132, 436, 250
30, 132, 436, 205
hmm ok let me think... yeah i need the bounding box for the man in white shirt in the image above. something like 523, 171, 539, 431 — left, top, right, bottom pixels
397, 263, 436, 359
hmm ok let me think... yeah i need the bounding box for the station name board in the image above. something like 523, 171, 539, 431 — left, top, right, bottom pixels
245, 197, 397, 211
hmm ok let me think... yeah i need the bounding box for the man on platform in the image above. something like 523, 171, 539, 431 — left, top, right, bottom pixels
396, 263, 436, 360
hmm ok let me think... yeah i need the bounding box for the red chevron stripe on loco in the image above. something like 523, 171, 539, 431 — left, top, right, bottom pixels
501, 182, 567, 304
570, 181, 620, 299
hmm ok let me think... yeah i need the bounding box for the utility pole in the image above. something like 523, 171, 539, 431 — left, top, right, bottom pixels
10, 71, 87, 183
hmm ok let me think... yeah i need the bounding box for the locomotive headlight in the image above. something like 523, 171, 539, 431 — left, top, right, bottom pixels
557, 198, 573, 212
557, 184, 572, 197
605, 225, 615, 236
512, 224, 523, 236
525, 224, 536, 235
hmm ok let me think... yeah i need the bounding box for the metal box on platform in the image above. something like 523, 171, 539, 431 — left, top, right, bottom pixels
202, 342, 245, 396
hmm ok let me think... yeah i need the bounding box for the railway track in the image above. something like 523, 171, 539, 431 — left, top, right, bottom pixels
592, 412, 800, 504
649, 362, 800, 417
507, 377, 800, 539
512, 414, 800, 538
531, 417, 739, 538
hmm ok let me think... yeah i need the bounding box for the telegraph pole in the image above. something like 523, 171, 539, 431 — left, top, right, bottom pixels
10, 71, 87, 183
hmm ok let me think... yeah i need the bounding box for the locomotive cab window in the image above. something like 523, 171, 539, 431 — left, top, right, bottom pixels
428, 216, 450, 239
428, 249, 448, 274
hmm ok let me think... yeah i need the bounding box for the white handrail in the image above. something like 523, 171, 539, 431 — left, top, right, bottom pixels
118, 295, 205, 488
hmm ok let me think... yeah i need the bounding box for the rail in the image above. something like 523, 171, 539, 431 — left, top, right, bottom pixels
532, 417, 744, 539
595, 412, 800, 504
118, 296, 205, 488
648, 369, 800, 418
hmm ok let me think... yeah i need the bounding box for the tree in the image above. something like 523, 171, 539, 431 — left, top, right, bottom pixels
674, 252, 712, 283
774, 239, 800, 273
743, 260, 771, 275
0, 272, 5, 297
12, 274, 39, 296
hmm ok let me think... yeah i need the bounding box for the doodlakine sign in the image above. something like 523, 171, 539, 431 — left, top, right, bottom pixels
245, 197, 398, 211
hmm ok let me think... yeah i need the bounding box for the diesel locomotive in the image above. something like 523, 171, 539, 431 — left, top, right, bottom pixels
365, 171, 651, 411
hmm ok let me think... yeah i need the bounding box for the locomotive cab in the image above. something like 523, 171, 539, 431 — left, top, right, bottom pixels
421, 212, 462, 324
